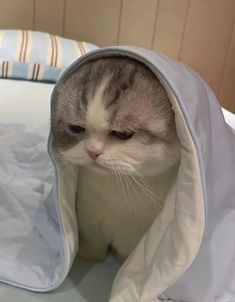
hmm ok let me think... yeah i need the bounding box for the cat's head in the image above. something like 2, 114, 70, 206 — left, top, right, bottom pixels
51, 57, 180, 176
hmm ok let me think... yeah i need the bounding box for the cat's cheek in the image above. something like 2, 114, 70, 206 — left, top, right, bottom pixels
62, 143, 91, 166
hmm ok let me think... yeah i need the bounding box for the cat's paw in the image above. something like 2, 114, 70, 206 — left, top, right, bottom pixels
78, 241, 107, 261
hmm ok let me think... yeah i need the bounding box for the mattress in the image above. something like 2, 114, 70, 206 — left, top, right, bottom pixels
222, 107, 235, 129
0, 78, 234, 302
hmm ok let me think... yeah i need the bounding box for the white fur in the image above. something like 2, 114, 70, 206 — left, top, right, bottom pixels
86, 78, 109, 131
76, 166, 176, 260
60, 77, 180, 260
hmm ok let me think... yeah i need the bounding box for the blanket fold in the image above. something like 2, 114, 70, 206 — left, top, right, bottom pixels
0, 47, 235, 302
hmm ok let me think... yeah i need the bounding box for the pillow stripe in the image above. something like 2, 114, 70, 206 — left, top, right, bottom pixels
24, 30, 29, 62
6, 61, 9, 77
18, 31, 24, 61
77, 41, 85, 55
19, 30, 26, 62
1, 61, 5, 77
35, 64, 40, 80
50, 34, 54, 67
0, 31, 3, 45
54, 35, 58, 67
31, 63, 36, 80
0, 30, 98, 83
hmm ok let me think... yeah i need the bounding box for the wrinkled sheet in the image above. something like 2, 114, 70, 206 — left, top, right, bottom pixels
0, 80, 64, 289
0, 79, 120, 298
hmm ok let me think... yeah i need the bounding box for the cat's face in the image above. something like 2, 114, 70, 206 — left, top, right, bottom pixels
52, 57, 180, 176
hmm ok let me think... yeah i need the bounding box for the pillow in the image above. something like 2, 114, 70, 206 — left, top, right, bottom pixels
0, 30, 98, 83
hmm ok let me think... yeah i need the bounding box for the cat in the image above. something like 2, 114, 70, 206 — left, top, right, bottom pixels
51, 57, 180, 260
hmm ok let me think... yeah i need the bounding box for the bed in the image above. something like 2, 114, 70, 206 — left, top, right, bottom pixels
0, 72, 234, 302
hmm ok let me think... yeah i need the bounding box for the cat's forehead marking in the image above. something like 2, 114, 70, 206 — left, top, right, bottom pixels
86, 77, 110, 131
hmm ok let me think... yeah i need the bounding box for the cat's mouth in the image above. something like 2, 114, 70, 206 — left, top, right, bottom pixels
91, 161, 135, 176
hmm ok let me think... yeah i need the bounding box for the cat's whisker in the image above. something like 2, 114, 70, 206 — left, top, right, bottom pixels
134, 172, 152, 191
130, 173, 164, 210
50, 151, 63, 158
134, 172, 165, 203
111, 154, 135, 217
109, 153, 119, 180
113, 166, 122, 194
133, 172, 194, 216
106, 155, 135, 173
128, 176, 151, 213
109, 153, 150, 215
122, 172, 137, 218
117, 168, 131, 213
51, 154, 64, 162
131, 173, 160, 212
129, 175, 150, 215
110, 156, 128, 206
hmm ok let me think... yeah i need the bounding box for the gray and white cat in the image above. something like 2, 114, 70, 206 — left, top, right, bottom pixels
51, 57, 180, 260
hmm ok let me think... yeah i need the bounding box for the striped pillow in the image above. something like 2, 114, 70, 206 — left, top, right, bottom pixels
0, 30, 98, 83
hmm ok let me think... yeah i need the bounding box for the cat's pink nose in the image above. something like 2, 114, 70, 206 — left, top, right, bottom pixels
86, 149, 102, 160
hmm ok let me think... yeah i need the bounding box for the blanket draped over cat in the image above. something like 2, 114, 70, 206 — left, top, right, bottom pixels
50, 47, 235, 302
0, 46, 234, 302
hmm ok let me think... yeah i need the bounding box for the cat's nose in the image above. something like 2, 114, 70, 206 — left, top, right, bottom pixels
86, 149, 102, 160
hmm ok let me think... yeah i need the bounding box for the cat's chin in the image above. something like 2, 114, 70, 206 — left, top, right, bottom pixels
89, 162, 112, 175
65, 157, 112, 174
88, 162, 133, 176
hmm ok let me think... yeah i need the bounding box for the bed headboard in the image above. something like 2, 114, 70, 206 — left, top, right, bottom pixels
0, 0, 234, 113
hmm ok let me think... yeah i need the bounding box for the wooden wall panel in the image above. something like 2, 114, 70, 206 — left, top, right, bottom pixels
220, 25, 235, 113
0, 0, 234, 111
118, 0, 158, 49
64, 0, 121, 46
0, 0, 34, 30
34, 0, 64, 36
179, 0, 235, 95
152, 0, 188, 59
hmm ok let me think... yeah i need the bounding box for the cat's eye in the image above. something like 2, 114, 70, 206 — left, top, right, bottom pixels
68, 125, 85, 134
111, 130, 135, 140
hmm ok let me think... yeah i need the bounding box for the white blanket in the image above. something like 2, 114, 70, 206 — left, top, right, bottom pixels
0, 52, 235, 302
0, 79, 120, 301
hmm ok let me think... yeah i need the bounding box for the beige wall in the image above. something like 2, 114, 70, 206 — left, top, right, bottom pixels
0, 0, 234, 113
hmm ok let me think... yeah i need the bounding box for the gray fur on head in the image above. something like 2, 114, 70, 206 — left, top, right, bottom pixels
51, 57, 180, 176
